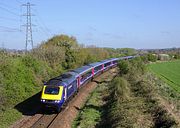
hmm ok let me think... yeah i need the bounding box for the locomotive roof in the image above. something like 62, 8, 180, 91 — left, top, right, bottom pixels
45, 71, 78, 86
72, 65, 92, 74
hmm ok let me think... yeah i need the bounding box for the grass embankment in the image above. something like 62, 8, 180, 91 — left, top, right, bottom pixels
106, 59, 177, 127
73, 58, 179, 128
148, 60, 180, 92
72, 83, 108, 128
0, 55, 56, 128
107, 77, 177, 127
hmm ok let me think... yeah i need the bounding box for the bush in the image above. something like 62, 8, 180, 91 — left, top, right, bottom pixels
147, 54, 157, 62
107, 77, 135, 128
110, 77, 130, 102
118, 60, 129, 75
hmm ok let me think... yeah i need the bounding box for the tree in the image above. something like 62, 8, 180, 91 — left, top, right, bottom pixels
147, 53, 157, 62
36, 35, 79, 69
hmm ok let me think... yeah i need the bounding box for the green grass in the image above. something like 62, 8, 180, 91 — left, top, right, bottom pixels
72, 84, 108, 128
148, 60, 180, 93
0, 109, 22, 128
0, 55, 57, 128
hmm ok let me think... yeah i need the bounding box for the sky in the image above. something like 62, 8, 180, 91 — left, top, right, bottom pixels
0, 0, 180, 49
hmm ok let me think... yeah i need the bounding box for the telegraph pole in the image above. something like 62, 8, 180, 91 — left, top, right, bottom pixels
22, 2, 35, 51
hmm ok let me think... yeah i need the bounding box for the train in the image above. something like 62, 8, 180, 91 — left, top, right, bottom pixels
40, 56, 135, 112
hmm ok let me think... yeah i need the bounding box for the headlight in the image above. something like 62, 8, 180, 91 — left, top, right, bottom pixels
55, 100, 60, 103
41, 99, 45, 102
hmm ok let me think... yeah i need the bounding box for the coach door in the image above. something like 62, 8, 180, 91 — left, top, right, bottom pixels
77, 77, 81, 88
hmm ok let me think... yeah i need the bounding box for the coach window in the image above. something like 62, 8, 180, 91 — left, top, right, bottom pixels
104, 62, 111, 67
113, 60, 118, 64
81, 70, 92, 82
94, 65, 102, 73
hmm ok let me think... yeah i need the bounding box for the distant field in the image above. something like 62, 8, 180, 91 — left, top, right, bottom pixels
148, 60, 180, 92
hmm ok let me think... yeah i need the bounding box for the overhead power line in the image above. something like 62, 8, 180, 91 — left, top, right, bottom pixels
0, 16, 19, 21
0, 25, 21, 32
15, 0, 23, 4
35, 20, 50, 37
0, 25, 20, 30
0, 2, 19, 10
0, 6, 19, 16
0, 30, 20, 32
33, 9, 52, 36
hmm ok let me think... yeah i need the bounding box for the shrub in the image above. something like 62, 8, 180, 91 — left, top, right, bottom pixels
110, 77, 130, 102
118, 60, 129, 75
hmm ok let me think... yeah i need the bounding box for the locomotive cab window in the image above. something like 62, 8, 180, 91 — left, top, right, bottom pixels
45, 86, 60, 95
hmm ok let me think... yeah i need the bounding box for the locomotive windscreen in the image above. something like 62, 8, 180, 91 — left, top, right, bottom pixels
44, 86, 59, 95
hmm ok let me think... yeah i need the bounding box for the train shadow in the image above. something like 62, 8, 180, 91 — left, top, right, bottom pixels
14, 92, 42, 116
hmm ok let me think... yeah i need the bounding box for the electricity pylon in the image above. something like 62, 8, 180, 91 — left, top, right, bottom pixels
22, 2, 35, 51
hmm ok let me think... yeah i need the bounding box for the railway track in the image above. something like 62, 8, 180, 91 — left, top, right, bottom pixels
31, 114, 58, 128
30, 104, 70, 128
